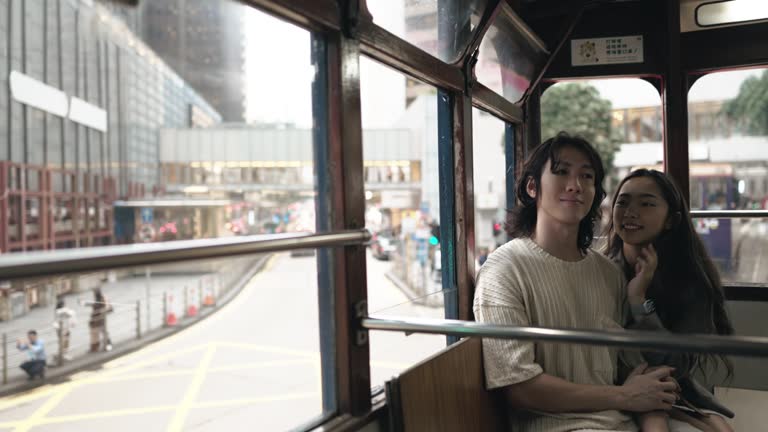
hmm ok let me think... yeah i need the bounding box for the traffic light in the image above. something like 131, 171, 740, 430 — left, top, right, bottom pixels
492, 221, 502, 237
429, 224, 440, 245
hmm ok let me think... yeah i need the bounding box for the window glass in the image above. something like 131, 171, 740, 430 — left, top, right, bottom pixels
688, 68, 768, 284
541, 78, 662, 239
366, 0, 487, 63
0, 1, 329, 429
476, 5, 547, 103
0, 252, 327, 430
2, 0, 318, 255
360, 56, 446, 389
472, 108, 507, 267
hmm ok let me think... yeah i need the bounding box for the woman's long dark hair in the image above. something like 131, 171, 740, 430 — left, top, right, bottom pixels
507, 132, 606, 253
605, 169, 734, 377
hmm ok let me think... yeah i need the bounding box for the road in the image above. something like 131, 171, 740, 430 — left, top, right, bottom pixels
0, 251, 446, 431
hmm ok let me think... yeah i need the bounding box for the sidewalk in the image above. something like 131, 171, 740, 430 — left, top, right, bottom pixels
0, 254, 268, 396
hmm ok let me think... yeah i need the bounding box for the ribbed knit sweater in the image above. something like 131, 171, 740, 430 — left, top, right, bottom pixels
473, 237, 637, 432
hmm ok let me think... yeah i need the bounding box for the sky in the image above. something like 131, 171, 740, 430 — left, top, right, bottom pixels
243, 5, 763, 126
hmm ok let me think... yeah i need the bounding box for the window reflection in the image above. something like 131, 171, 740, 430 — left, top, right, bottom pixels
476, 5, 546, 102
366, 0, 487, 63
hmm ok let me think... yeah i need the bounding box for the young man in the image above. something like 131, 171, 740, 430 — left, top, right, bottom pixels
17, 330, 47, 380
473, 133, 679, 431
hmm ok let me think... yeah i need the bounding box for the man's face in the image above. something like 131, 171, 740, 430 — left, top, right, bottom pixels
528, 146, 596, 227
28, 333, 37, 344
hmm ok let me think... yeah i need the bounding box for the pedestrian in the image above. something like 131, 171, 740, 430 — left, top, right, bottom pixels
53, 299, 77, 362
89, 288, 113, 352
16, 330, 47, 380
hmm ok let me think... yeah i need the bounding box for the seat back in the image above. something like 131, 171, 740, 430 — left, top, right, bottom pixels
385, 337, 506, 432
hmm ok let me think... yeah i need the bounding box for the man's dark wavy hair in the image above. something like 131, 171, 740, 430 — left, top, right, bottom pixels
507, 132, 606, 253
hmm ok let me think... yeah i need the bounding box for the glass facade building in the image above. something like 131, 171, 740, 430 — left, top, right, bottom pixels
0, 0, 221, 252
136, 0, 246, 122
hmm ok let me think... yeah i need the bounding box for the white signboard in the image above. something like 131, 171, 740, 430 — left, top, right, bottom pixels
69, 97, 108, 132
9, 71, 69, 117
571, 35, 643, 66
476, 193, 500, 210
380, 190, 416, 209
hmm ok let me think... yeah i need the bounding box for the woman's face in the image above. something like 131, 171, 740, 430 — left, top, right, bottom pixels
612, 177, 671, 247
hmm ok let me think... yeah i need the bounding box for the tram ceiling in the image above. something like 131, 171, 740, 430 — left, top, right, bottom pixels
682, 22, 768, 72
524, 0, 667, 80
524, 0, 768, 79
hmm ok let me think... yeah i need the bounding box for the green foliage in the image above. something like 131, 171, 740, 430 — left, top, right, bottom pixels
540, 83, 622, 173
722, 70, 768, 135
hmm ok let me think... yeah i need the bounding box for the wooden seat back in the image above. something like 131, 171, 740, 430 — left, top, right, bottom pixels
385, 337, 506, 432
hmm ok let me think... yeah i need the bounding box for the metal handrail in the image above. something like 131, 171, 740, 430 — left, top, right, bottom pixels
363, 316, 768, 358
690, 210, 768, 218
0, 230, 370, 280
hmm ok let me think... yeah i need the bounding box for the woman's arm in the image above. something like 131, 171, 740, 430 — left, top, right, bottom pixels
638, 411, 670, 432
624, 245, 693, 372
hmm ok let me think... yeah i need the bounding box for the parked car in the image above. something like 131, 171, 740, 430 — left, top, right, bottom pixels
370, 232, 398, 260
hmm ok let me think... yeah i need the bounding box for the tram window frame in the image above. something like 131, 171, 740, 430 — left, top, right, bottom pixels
470, 107, 517, 263
686, 68, 768, 287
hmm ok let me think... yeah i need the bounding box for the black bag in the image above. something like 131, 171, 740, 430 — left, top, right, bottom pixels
677, 376, 735, 419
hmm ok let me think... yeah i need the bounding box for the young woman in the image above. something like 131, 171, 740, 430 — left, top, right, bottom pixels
606, 169, 735, 432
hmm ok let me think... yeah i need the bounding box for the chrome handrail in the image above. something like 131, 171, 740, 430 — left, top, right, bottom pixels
0, 230, 370, 280
363, 316, 768, 358
691, 210, 768, 218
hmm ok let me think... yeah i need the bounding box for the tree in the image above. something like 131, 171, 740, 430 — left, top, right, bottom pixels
722, 70, 768, 136
540, 83, 622, 173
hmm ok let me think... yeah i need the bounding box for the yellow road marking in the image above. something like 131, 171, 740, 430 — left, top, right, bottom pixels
99, 344, 208, 377
209, 359, 314, 372
0, 392, 320, 428
12, 387, 72, 432
166, 345, 217, 432
217, 341, 319, 359
93, 359, 316, 384
194, 392, 319, 409
0, 386, 56, 412
0, 345, 209, 414
0, 405, 177, 427
97, 256, 274, 371
0, 340, 313, 411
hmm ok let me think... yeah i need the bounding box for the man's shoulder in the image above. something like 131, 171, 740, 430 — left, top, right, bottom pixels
587, 248, 623, 278
487, 238, 535, 260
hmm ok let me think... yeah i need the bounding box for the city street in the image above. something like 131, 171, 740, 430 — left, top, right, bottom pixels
0, 251, 446, 431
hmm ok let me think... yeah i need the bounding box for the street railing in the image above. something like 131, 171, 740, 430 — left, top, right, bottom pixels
1, 255, 266, 386
362, 316, 768, 358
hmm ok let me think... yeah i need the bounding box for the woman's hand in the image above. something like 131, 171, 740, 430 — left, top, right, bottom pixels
627, 244, 657, 302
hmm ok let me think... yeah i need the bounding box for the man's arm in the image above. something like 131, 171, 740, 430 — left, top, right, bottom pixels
28, 343, 44, 355
502, 364, 678, 413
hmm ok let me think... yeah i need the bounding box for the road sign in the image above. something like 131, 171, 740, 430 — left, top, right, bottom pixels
139, 224, 156, 243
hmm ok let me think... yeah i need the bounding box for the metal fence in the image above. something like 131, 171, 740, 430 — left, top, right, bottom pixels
1, 255, 261, 386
